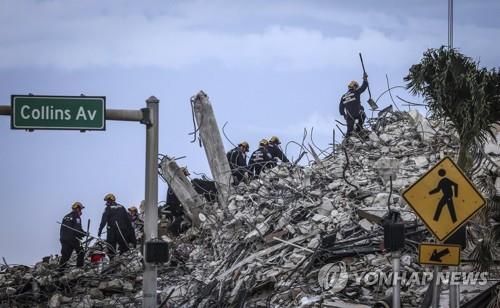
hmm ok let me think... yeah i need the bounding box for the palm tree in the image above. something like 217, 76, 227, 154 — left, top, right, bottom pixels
405, 47, 500, 306
405, 46, 499, 170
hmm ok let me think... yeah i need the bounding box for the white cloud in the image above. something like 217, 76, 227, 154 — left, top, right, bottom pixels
0, 0, 498, 71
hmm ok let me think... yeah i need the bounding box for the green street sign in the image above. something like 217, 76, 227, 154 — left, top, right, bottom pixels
11, 95, 106, 131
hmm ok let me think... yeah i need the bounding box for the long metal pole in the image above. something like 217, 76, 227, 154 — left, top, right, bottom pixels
392, 250, 401, 308
1, 100, 159, 305
143, 96, 159, 308
432, 266, 440, 308
448, 0, 453, 48
450, 265, 459, 308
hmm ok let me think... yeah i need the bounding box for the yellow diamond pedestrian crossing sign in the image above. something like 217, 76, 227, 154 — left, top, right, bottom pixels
403, 157, 486, 241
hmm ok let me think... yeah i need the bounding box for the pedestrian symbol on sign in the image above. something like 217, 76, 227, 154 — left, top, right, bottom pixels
429, 169, 458, 223
403, 157, 486, 241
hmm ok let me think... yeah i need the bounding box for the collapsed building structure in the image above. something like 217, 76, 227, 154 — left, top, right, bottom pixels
1, 96, 499, 307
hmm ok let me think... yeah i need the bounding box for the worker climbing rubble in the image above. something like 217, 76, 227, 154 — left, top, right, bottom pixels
226, 141, 250, 185
59, 202, 86, 269
268, 136, 289, 164
248, 138, 274, 178
98, 193, 136, 258
339, 72, 369, 138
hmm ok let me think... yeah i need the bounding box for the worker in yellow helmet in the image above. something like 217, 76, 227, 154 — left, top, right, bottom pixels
128, 206, 144, 243
339, 73, 368, 138
226, 141, 250, 185
98, 193, 136, 258
127, 206, 143, 230
268, 136, 289, 163
59, 202, 85, 269
248, 139, 274, 177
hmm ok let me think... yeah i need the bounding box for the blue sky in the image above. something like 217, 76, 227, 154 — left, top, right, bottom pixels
1, 0, 499, 265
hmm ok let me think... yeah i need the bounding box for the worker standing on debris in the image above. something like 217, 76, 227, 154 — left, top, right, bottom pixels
59, 202, 85, 269
268, 136, 289, 164
339, 73, 369, 138
128, 206, 143, 232
164, 168, 190, 235
227, 141, 250, 185
128, 206, 143, 247
249, 139, 274, 177
98, 194, 136, 258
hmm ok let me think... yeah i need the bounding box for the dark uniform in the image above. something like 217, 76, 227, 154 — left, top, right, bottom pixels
59, 211, 85, 268
248, 147, 273, 177
227, 147, 248, 185
339, 79, 368, 137
129, 213, 144, 233
98, 203, 135, 258
165, 188, 187, 235
268, 143, 289, 163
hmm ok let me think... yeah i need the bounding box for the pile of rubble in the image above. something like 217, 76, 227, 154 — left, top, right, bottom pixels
169, 110, 455, 307
1, 110, 498, 307
0, 250, 143, 307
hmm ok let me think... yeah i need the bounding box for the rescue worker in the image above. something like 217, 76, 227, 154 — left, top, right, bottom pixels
339, 73, 369, 138
128, 206, 143, 232
128, 206, 144, 247
98, 193, 136, 258
59, 202, 85, 269
226, 141, 250, 185
164, 168, 190, 235
248, 139, 273, 177
268, 136, 289, 163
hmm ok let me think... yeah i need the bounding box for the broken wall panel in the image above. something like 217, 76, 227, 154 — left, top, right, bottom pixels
192, 91, 232, 209
159, 156, 204, 226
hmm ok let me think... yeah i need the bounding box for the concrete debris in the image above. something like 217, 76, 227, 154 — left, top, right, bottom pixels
408, 109, 438, 143
1, 110, 496, 307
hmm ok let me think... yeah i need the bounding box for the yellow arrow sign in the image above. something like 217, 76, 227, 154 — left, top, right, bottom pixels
419, 243, 461, 266
403, 157, 486, 241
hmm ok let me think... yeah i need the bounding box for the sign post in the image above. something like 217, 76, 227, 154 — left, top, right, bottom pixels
392, 250, 401, 308
2, 94, 160, 307
11, 95, 105, 131
404, 156, 486, 308
143, 96, 159, 308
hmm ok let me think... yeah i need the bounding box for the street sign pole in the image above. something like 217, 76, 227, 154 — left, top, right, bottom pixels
418, 241, 461, 308
392, 250, 401, 308
450, 265, 459, 308
404, 157, 484, 308
1, 95, 161, 307
432, 266, 440, 308
143, 96, 159, 308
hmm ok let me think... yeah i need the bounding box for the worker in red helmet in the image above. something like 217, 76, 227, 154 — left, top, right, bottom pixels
59, 202, 86, 269
339, 73, 368, 138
